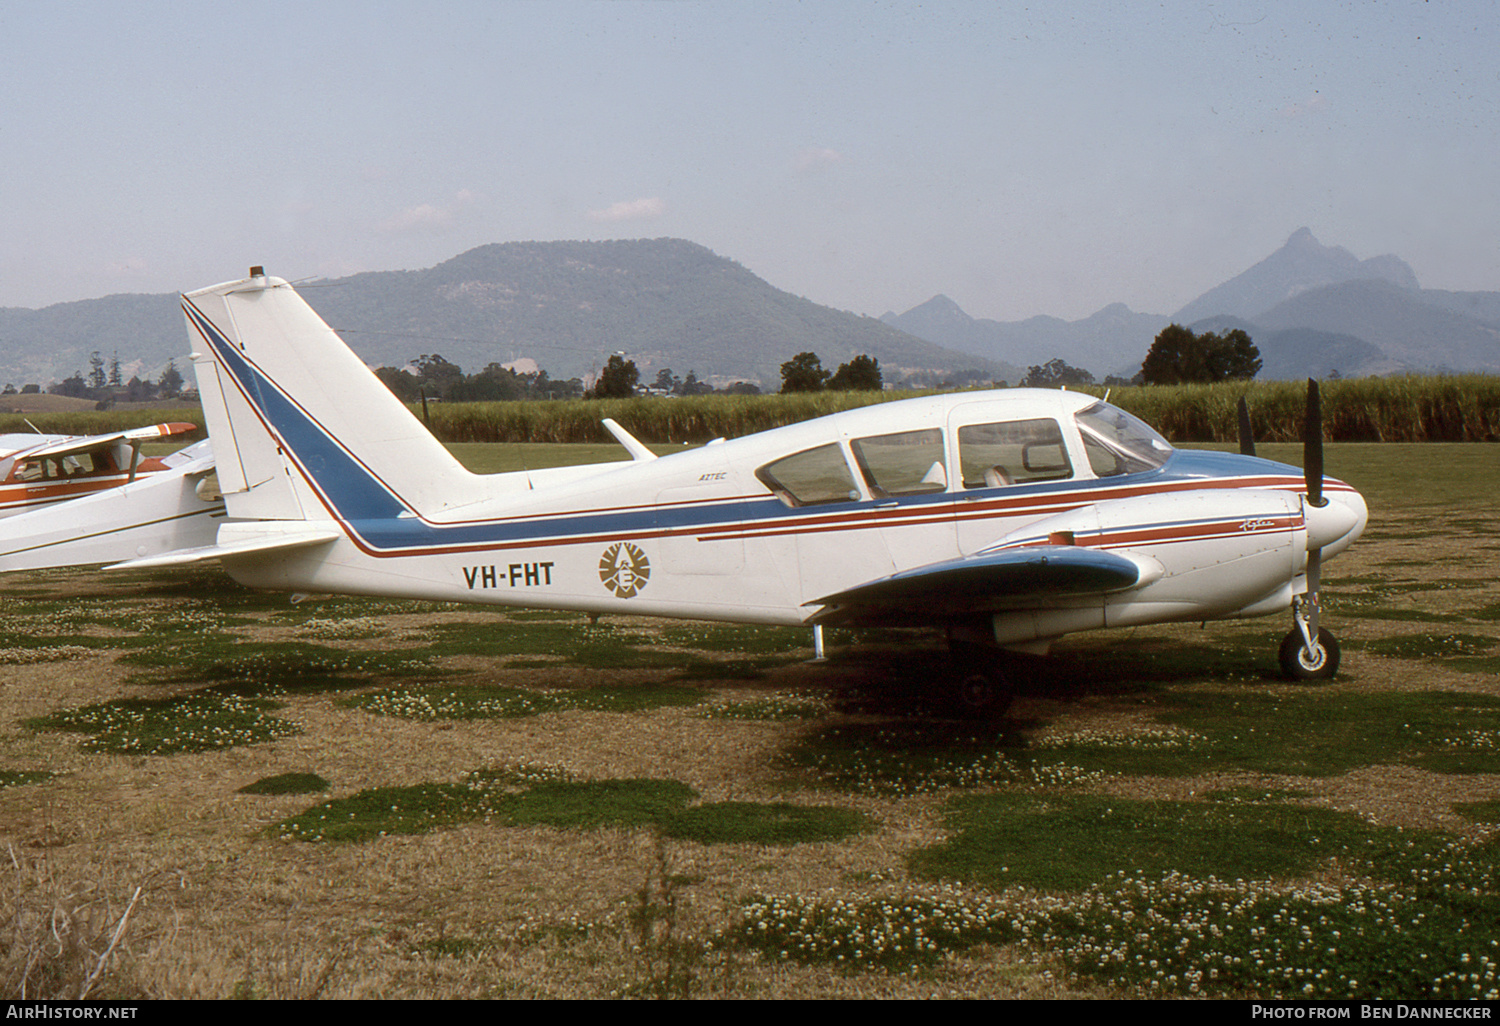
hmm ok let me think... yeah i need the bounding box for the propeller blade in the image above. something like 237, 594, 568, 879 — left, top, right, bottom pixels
1304, 378, 1325, 507
1237, 396, 1256, 457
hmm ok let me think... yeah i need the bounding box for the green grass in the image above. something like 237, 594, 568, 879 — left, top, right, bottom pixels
781, 721, 1028, 795
1350, 632, 1496, 660
277, 772, 868, 846
238, 772, 331, 795
662, 802, 871, 845
907, 792, 1399, 891
0, 770, 54, 788
27, 691, 301, 755
1121, 689, 1500, 777
730, 891, 1020, 973
730, 811, 1500, 998
341, 682, 706, 721
779, 687, 1500, 796
121, 640, 432, 692
1453, 800, 1500, 825
696, 695, 829, 720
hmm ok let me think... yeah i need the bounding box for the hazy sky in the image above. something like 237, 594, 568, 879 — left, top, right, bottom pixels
2, 0, 1494, 322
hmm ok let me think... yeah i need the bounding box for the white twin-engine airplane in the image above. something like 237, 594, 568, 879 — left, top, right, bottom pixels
115, 268, 1365, 713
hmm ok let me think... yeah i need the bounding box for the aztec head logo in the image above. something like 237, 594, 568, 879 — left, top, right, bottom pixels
599, 542, 651, 598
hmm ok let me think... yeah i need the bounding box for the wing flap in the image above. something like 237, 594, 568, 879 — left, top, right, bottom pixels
806, 545, 1144, 626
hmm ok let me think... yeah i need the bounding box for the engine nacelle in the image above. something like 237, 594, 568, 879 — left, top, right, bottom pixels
987, 488, 1305, 646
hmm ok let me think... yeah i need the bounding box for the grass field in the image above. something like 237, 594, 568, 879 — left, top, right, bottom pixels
2, 443, 1498, 998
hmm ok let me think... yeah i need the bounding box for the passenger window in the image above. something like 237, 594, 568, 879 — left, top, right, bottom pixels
849, 428, 946, 498
756, 443, 861, 507
958, 419, 1072, 488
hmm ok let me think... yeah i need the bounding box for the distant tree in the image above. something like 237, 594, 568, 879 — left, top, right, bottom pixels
592, 354, 639, 398
50, 371, 89, 399
413, 353, 465, 400
1021, 358, 1094, 388
374, 366, 420, 402
20, 384, 40, 394
444, 363, 522, 402
1140, 325, 1261, 385
652, 368, 681, 393
88, 351, 107, 393
679, 370, 714, 396
124, 375, 155, 403
723, 381, 761, 395
828, 354, 883, 392
158, 359, 184, 397
895, 369, 996, 390
1, 384, 13, 396
780, 351, 829, 393
109, 353, 122, 388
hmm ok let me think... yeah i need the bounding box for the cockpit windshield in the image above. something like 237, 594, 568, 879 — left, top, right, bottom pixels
1074, 401, 1173, 477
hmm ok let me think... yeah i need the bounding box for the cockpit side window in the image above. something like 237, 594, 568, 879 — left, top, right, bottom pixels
755, 443, 861, 507
1075, 401, 1172, 478
13, 459, 46, 483
849, 428, 946, 498
957, 419, 1072, 488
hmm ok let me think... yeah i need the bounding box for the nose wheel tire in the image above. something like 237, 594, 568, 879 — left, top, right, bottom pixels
1279, 628, 1340, 681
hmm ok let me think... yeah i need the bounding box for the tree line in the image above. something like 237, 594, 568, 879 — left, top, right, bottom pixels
1017, 325, 1263, 390
6, 351, 189, 405
378, 352, 769, 403
375, 324, 1258, 409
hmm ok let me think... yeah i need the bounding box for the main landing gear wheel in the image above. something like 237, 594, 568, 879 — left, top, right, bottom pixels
946, 645, 1015, 719
1279, 627, 1340, 681
956, 669, 1014, 719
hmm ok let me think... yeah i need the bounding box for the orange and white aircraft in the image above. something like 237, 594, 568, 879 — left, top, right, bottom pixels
108, 269, 1367, 713
0, 423, 199, 518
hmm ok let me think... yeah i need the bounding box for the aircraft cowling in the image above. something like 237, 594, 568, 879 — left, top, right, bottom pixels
983, 488, 1306, 646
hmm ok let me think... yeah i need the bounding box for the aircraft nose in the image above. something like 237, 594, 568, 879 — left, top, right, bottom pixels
1304, 484, 1367, 555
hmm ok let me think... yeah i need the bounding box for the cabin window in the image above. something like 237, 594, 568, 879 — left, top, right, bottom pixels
756, 443, 861, 507
13, 459, 46, 483
957, 419, 1072, 488
1075, 401, 1172, 477
849, 428, 947, 497
10, 452, 119, 483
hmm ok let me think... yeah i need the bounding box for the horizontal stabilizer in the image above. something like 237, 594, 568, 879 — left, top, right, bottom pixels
807, 545, 1143, 626
107, 525, 342, 570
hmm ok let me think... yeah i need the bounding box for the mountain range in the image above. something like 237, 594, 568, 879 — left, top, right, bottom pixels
0, 240, 1016, 392
881, 228, 1500, 380
0, 229, 1494, 391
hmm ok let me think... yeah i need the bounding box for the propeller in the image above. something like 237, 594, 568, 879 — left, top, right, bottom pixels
1236, 395, 1256, 457
1297, 378, 1327, 668
1303, 378, 1325, 508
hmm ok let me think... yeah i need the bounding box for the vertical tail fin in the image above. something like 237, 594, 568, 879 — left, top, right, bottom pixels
183, 270, 474, 523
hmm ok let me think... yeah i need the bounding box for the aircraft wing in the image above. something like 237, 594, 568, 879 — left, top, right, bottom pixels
23, 422, 199, 460
805, 545, 1145, 627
